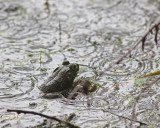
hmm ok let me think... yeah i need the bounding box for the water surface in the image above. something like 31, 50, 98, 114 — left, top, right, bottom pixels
0, 0, 160, 127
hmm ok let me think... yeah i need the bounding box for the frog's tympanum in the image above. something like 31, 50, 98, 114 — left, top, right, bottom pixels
39, 61, 79, 96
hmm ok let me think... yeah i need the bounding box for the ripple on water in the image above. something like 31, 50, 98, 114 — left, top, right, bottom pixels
4, 4, 24, 16
0, 71, 34, 99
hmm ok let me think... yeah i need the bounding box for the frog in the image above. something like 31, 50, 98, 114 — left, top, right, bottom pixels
39, 60, 79, 98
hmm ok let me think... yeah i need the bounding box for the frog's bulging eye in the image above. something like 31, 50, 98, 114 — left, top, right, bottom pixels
62, 60, 70, 65
70, 64, 79, 71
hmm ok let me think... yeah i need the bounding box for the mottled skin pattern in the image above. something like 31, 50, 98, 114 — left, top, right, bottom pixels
39, 62, 79, 94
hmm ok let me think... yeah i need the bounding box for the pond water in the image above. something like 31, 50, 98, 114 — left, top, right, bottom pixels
0, 0, 160, 127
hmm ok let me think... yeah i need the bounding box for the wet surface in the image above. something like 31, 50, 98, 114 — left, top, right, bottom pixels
0, 0, 160, 127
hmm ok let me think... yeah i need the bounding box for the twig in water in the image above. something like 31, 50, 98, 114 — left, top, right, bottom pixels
7, 109, 80, 128
141, 36, 146, 51
102, 109, 147, 126
99, 21, 160, 76
130, 77, 160, 128
59, 20, 62, 43
154, 25, 159, 45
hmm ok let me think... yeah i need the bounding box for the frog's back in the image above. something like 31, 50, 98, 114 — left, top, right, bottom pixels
39, 63, 79, 93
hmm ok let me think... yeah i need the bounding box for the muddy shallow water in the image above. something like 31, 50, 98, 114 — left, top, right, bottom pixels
0, 0, 160, 127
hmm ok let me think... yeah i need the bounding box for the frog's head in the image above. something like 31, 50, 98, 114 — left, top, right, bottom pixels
69, 63, 79, 73
60, 63, 79, 84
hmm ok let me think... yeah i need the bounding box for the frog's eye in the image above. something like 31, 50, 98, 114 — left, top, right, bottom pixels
62, 60, 70, 65
70, 64, 79, 71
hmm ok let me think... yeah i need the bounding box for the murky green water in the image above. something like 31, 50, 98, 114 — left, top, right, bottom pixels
0, 0, 160, 127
